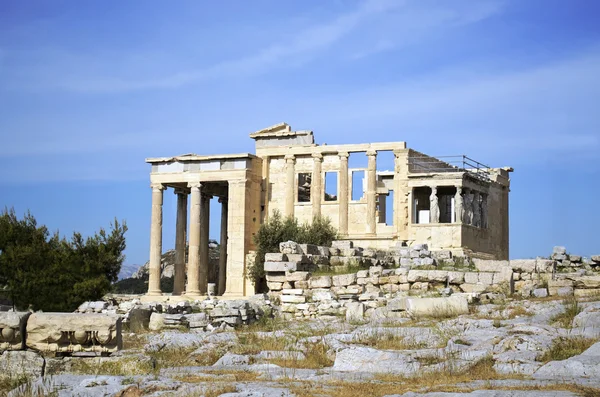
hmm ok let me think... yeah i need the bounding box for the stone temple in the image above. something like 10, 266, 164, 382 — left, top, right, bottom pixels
145, 123, 512, 298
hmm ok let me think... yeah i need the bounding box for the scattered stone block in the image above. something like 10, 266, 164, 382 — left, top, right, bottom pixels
0, 312, 30, 351
406, 296, 468, 317
267, 281, 283, 291
280, 295, 306, 304
26, 313, 122, 354
345, 302, 365, 322
280, 241, 301, 254
309, 276, 332, 289
532, 288, 548, 298
331, 240, 353, 249
332, 273, 357, 287
0, 351, 44, 380
281, 289, 304, 295
265, 253, 288, 262
286, 271, 310, 282
264, 261, 305, 272
447, 271, 465, 284
312, 290, 334, 302
298, 244, 319, 255
510, 259, 537, 273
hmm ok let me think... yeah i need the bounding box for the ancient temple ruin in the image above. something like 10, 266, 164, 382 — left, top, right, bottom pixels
145, 123, 512, 298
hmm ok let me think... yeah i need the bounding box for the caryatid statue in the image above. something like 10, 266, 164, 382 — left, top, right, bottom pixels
429, 186, 440, 223
462, 188, 473, 225
455, 186, 463, 223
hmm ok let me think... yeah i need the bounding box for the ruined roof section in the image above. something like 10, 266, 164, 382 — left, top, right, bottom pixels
250, 122, 314, 147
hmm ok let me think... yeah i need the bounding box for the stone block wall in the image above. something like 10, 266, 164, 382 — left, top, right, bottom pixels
264, 241, 600, 319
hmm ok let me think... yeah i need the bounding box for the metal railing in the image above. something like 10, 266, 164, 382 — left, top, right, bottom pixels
408, 155, 491, 181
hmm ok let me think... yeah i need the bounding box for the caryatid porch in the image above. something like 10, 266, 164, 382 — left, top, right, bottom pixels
145, 153, 262, 299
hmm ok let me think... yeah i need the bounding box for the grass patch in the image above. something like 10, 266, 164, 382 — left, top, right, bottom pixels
550, 296, 582, 328
538, 336, 598, 363
311, 266, 367, 277
268, 341, 333, 369
231, 333, 293, 355
351, 330, 427, 350
149, 346, 198, 369
69, 357, 154, 376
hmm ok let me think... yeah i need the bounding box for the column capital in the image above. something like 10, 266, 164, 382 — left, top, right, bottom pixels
188, 182, 202, 189
339, 151, 349, 159
150, 182, 166, 191
366, 149, 377, 157
393, 149, 405, 156
201, 192, 213, 200
218, 196, 228, 204
174, 187, 190, 195
284, 154, 296, 163
230, 178, 249, 187
312, 153, 323, 161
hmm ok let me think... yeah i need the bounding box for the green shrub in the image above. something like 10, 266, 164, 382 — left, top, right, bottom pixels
250, 210, 338, 289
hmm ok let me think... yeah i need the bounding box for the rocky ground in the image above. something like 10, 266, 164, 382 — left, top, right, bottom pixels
4, 295, 600, 397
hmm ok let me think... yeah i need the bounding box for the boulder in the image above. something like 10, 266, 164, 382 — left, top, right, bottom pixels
534, 341, 600, 379
26, 313, 121, 354
148, 313, 165, 331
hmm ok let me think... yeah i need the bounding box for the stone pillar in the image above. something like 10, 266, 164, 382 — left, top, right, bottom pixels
173, 188, 188, 296
481, 193, 488, 228
429, 186, 440, 223
472, 191, 481, 227
186, 182, 201, 296
338, 152, 349, 236
393, 150, 410, 241
366, 150, 377, 234
311, 153, 323, 218
199, 192, 211, 294
225, 179, 249, 297
218, 196, 228, 296
148, 183, 166, 296
285, 154, 295, 218
454, 186, 463, 224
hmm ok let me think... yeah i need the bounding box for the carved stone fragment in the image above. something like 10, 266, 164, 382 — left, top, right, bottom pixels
0, 312, 30, 351
26, 313, 121, 354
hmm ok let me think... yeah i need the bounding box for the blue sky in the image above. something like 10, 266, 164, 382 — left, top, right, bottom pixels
1, 0, 599, 274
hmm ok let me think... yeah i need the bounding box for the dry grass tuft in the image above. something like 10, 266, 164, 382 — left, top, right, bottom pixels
550, 296, 582, 328
351, 331, 427, 350
538, 336, 598, 363
268, 341, 333, 369
231, 333, 293, 355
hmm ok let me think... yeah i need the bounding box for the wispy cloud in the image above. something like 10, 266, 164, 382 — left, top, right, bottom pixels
2, 0, 504, 93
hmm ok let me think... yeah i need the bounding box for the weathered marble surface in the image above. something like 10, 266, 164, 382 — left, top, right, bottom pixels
0, 312, 30, 351
26, 313, 121, 354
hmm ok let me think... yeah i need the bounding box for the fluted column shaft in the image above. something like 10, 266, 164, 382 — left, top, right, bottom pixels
218, 197, 228, 296
366, 150, 377, 234
312, 153, 323, 218
285, 155, 295, 218
173, 189, 188, 295
186, 183, 201, 296
338, 152, 349, 235
148, 183, 165, 296
199, 192, 211, 294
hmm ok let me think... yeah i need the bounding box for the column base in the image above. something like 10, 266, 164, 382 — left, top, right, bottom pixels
146, 291, 163, 296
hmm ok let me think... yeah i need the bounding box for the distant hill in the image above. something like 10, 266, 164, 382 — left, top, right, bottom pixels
113, 241, 220, 294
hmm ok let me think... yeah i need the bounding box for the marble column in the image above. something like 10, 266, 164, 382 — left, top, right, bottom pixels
199, 192, 211, 294
186, 182, 201, 296
429, 186, 440, 223
285, 154, 295, 218
454, 186, 463, 224
473, 191, 481, 227
366, 150, 377, 234
338, 152, 349, 236
393, 150, 410, 240
311, 153, 323, 218
147, 183, 166, 296
218, 196, 228, 296
225, 179, 248, 297
172, 188, 188, 296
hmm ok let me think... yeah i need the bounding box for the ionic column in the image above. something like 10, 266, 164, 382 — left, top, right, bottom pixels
311, 153, 323, 218
366, 150, 377, 234
172, 188, 188, 296
454, 186, 463, 224
199, 192, 211, 294
186, 182, 201, 296
285, 154, 295, 218
218, 197, 228, 296
147, 183, 166, 296
430, 186, 440, 223
338, 152, 349, 235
